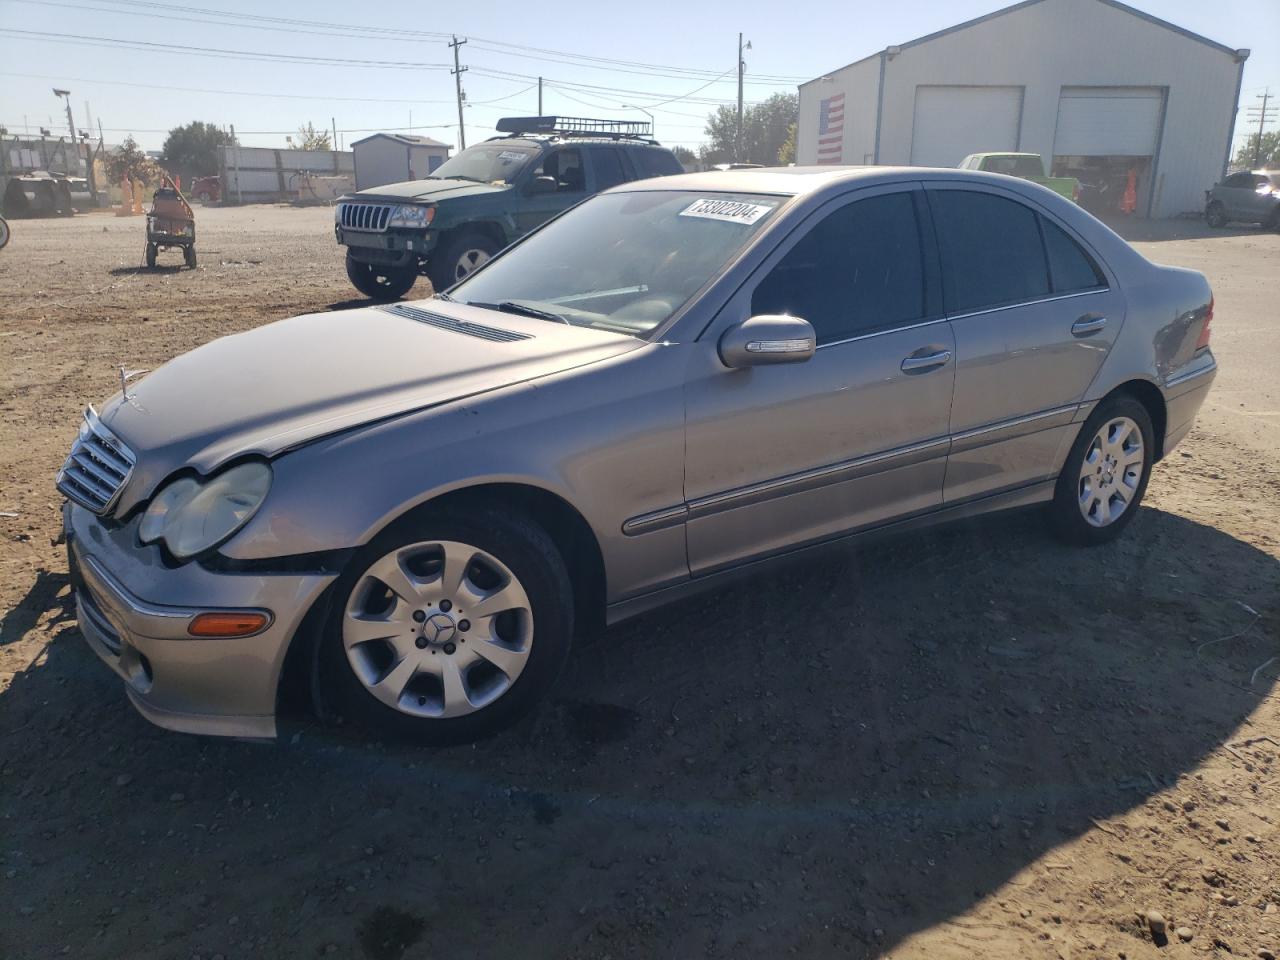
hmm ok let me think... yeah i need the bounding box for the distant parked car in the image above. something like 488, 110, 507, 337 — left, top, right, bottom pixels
960, 153, 1080, 204
334, 116, 684, 299
60, 166, 1217, 744
1205, 171, 1280, 229
190, 175, 220, 204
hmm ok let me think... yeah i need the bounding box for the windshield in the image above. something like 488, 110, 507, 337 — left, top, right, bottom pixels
429, 142, 539, 185
449, 191, 785, 336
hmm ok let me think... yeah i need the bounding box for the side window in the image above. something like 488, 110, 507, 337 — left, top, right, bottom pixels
1041, 217, 1106, 293
1223, 172, 1252, 188
930, 190, 1049, 314
533, 148, 586, 193
751, 192, 925, 345
592, 148, 627, 191
632, 148, 683, 179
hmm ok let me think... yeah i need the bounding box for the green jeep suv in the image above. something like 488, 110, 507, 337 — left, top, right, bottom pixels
335, 116, 684, 299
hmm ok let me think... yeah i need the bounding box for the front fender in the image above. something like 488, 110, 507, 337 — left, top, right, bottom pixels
219, 344, 692, 603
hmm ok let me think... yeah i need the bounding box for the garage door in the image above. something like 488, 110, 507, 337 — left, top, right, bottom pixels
910, 86, 1023, 167
1053, 87, 1164, 157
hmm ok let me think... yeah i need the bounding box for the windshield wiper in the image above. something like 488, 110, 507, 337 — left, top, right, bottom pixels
467, 300, 572, 325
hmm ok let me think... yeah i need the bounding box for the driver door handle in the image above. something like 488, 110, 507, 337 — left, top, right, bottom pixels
1071, 315, 1107, 336
900, 350, 952, 373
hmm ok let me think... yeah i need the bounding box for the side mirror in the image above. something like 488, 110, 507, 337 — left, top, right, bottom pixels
526, 176, 557, 195
718, 315, 816, 368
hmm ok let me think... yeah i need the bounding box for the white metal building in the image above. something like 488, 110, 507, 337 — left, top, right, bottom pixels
797, 0, 1249, 217
352, 134, 451, 191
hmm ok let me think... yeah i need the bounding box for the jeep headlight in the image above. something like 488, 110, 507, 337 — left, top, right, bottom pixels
388, 204, 435, 228
139, 462, 272, 559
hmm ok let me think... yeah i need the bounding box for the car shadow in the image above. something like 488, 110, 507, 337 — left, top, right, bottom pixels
1, 507, 1276, 959
106, 264, 191, 276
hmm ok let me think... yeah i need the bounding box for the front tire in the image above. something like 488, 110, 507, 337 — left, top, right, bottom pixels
345, 253, 418, 301
1048, 395, 1154, 546
322, 507, 574, 745
1205, 201, 1227, 228
184, 245, 197, 269
427, 230, 499, 294
145, 242, 157, 268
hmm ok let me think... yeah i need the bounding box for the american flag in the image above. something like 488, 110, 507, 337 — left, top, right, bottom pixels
816, 92, 844, 165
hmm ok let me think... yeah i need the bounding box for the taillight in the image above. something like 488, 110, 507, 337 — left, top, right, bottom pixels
1196, 296, 1213, 350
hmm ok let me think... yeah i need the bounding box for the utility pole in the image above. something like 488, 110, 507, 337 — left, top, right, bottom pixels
53, 88, 79, 173
538, 76, 543, 115
1245, 89, 1275, 168
332, 116, 338, 153
450, 35, 468, 150
736, 34, 751, 163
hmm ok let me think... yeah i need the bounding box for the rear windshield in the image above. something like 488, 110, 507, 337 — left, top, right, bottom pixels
429, 142, 539, 185
985, 156, 1044, 179
449, 190, 785, 337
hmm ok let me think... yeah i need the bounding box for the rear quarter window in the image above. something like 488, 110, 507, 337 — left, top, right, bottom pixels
1041, 218, 1106, 293
630, 148, 683, 179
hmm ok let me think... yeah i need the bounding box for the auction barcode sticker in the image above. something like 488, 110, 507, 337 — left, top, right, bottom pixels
679, 198, 774, 225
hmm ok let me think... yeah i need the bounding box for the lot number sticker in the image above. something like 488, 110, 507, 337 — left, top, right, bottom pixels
680, 198, 774, 225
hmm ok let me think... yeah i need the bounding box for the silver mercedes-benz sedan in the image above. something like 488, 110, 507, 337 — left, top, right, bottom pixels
59, 166, 1217, 744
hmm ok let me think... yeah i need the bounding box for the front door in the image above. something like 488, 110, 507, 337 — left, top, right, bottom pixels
514, 147, 588, 237
683, 185, 956, 575
926, 184, 1124, 503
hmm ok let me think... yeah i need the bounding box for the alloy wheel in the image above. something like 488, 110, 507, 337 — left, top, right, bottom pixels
453, 248, 490, 282
342, 540, 533, 718
1077, 416, 1144, 528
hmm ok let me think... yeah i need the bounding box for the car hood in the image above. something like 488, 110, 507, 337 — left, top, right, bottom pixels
100, 301, 639, 510
352, 178, 508, 202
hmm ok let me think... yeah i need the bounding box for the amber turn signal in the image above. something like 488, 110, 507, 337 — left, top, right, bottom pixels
188, 611, 271, 638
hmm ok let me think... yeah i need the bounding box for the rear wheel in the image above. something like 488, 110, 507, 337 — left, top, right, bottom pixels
196, 191, 211, 203
1205, 201, 1227, 228
323, 507, 573, 744
1048, 395, 1154, 546
428, 230, 499, 293
345, 253, 417, 301
184, 245, 197, 269
145, 242, 157, 268
0, 216, 9, 251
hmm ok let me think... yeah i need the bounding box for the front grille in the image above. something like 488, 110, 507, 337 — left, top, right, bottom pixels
383, 304, 532, 343
339, 202, 393, 232
56, 407, 136, 515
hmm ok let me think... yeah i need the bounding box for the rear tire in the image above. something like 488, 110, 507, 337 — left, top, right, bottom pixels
145, 242, 157, 268
427, 230, 499, 294
1047, 394, 1154, 546
345, 253, 417, 301
1205, 201, 1227, 228
322, 506, 574, 745
184, 245, 197, 269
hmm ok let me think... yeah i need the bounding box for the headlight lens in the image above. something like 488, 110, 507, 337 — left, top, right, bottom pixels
388, 204, 435, 228
139, 462, 272, 559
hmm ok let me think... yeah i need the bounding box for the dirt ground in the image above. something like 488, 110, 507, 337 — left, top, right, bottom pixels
1, 206, 1278, 960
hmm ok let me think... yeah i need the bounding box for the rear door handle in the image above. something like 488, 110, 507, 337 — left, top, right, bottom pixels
900, 349, 952, 373
1071, 315, 1107, 336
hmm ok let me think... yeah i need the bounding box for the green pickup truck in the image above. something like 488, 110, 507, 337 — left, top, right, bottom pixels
959, 153, 1080, 203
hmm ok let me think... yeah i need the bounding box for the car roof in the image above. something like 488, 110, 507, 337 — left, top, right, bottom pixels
610, 165, 1003, 197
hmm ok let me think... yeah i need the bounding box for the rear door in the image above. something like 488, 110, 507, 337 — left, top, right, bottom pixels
1217, 172, 1256, 220
927, 184, 1123, 503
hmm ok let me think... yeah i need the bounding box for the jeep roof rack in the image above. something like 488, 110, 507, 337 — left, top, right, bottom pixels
493, 116, 655, 140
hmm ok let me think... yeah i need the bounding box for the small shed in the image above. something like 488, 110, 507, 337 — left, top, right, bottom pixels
352, 134, 452, 190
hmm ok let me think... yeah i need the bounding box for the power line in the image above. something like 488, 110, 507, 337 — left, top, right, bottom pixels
9, 0, 807, 83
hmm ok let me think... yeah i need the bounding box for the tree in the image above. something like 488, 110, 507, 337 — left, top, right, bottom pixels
1234, 130, 1280, 170
670, 145, 696, 170
160, 121, 234, 180
702, 93, 797, 166
777, 122, 797, 165
104, 136, 163, 186
293, 122, 332, 151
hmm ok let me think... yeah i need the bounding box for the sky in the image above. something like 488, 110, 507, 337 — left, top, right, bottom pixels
0, 0, 1274, 156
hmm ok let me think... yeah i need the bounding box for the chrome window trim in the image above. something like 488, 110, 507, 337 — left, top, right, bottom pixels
946, 287, 1108, 322
815, 315, 949, 351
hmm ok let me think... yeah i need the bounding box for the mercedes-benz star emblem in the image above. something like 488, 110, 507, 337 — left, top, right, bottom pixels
424, 613, 457, 645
